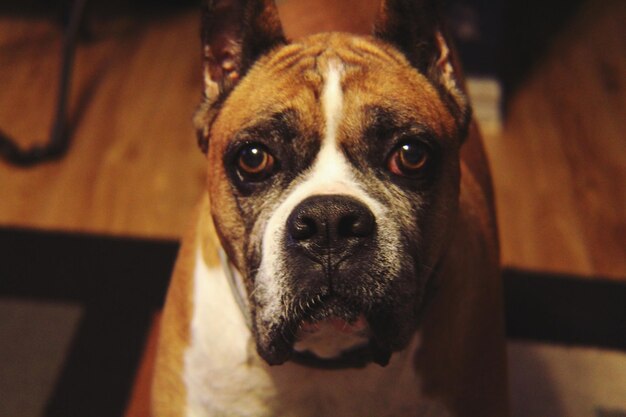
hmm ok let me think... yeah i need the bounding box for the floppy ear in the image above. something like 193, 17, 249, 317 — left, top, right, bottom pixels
195, 0, 286, 152
373, 0, 470, 136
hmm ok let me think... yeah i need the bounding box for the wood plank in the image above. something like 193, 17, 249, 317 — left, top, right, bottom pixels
0, 12, 206, 239
483, 0, 626, 278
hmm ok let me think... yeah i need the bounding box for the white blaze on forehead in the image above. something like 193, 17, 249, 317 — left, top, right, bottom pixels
322, 60, 344, 149
311, 59, 355, 194
304, 59, 355, 194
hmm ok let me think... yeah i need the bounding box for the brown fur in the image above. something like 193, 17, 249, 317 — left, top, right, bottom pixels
415, 157, 508, 415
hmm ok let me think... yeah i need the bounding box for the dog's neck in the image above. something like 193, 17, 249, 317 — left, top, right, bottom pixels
217, 248, 252, 329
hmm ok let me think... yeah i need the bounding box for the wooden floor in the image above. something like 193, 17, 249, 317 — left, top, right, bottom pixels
484, 0, 626, 278
0, 0, 624, 279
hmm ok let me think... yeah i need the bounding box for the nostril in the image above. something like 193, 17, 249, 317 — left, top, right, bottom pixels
352, 213, 375, 237
289, 216, 317, 241
338, 211, 375, 238
337, 214, 358, 237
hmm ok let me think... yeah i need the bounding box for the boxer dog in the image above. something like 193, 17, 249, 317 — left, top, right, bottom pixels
152, 0, 508, 415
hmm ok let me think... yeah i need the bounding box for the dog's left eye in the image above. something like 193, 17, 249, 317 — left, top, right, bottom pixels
236, 143, 275, 180
387, 141, 430, 177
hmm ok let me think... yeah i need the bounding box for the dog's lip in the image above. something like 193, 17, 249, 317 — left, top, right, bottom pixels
292, 314, 373, 364
290, 338, 392, 369
288, 313, 395, 368
257, 314, 394, 368
298, 315, 369, 336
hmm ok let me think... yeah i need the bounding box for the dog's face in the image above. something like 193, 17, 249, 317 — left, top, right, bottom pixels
195, 0, 470, 366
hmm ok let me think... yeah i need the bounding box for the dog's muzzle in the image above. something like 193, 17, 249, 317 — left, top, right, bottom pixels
253, 194, 401, 368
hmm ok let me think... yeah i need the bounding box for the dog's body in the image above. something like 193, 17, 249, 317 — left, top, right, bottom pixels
152, 1, 508, 416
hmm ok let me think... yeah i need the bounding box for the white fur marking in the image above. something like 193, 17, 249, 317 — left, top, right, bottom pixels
185, 249, 272, 417
322, 60, 344, 148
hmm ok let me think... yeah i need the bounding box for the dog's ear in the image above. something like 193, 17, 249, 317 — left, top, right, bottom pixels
195, 0, 286, 153
201, 0, 286, 97
373, 0, 470, 137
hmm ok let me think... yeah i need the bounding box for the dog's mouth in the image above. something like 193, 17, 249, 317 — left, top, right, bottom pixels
290, 315, 392, 369
255, 294, 394, 368
295, 315, 370, 356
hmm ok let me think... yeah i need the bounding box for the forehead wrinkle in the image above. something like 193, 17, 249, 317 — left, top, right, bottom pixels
338, 75, 452, 144
262, 43, 308, 73
340, 38, 407, 69
263, 43, 326, 95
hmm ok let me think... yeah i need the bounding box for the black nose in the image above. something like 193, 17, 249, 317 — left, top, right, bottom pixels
287, 195, 376, 250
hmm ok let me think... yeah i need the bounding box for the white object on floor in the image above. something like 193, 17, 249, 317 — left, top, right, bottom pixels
466, 76, 502, 135
508, 341, 626, 417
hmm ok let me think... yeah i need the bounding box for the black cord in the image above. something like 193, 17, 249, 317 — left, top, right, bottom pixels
0, 0, 88, 167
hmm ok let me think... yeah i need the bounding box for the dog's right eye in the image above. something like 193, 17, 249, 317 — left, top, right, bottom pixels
235, 143, 276, 181
387, 140, 431, 178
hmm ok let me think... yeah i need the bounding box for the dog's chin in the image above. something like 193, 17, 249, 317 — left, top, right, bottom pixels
294, 315, 370, 358
252, 262, 425, 368
291, 315, 397, 368
256, 322, 393, 368
254, 298, 410, 368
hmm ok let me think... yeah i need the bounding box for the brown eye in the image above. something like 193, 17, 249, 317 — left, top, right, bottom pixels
236, 144, 275, 180
388, 141, 430, 176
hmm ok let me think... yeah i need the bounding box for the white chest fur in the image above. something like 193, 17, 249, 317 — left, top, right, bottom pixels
183, 250, 452, 417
